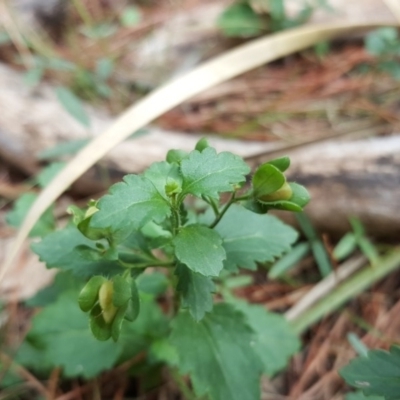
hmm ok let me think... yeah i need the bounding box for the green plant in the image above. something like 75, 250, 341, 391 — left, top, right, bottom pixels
340, 345, 400, 400
4, 140, 309, 399
217, 0, 332, 38
364, 27, 400, 80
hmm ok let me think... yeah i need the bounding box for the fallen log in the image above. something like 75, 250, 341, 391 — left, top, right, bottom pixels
0, 61, 399, 238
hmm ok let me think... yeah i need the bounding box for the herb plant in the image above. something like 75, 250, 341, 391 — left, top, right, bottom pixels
8, 139, 310, 399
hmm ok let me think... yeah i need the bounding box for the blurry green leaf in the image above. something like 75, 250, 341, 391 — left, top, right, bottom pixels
224, 275, 253, 289
195, 137, 210, 152
170, 303, 263, 400
358, 238, 379, 265
333, 232, 357, 261
217, 2, 264, 38
350, 217, 366, 238
36, 162, 66, 188
55, 86, 90, 127
95, 58, 114, 80
340, 346, 400, 399
27, 291, 122, 377
266, 156, 290, 172
234, 301, 300, 375
0, 31, 11, 45
26, 272, 82, 307
268, 242, 310, 279
150, 339, 179, 366
366, 28, 398, 56
37, 138, 90, 160
311, 240, 332, 277
6, 193, 55, 237
120, 6, 142, 27
345, 392, 384, 400
288, 183, 310, 208
81, 23, 117, 39
136, 272, 169, 296
347, 333, 368, 357
23, 67, 43, 86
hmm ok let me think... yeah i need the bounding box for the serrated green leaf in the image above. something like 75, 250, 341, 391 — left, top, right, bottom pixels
252, 163, 286, 198
36, 162, 66, 188
28, 291, 121, 377
234, 302, 300, 375
217, 2, 264, 38
55, 86, 90, 127
180, 147, 250, 200
176, 264, 215, 321
170, 303, 263, 400
215, 205, 298, 271
340, 346, 400, 399
144, 161, 181, 199
31, 225, 124, 278
173, 224, 226, 276
6, 193, 55, 238
90, 174, 171, 242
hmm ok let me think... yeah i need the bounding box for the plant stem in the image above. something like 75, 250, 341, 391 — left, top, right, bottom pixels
207, 196, 220, 216
289, 248, 400, 334
209, 192, 236, 229
171, 195, 181, 236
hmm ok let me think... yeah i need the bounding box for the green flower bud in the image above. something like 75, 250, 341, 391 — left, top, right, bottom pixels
259, 182, 293, 202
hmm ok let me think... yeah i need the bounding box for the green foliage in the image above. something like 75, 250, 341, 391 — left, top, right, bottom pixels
6, 193, 55, 237
24, 140, 309, 399
217, 0, 332, 38
340, 346, 400, 399
170, 304, 264, 400
345, 392, 384, 400
364, 28, 400, 80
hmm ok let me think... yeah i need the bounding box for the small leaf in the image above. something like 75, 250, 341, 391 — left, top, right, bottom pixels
95, 58, 114, 80
311, 240, 332, 277
90, 174, 171, 242
125, 280, 140, 322
170, 303, 263, 400
36, 162, 66, 188
215, 205, 298, 272
358, 238, 379, 265
180, 147, 250, 200
252, 163, 286, 199
195, 137, 210, 152
7, 193, 55, 238
37, 138, 90, 161
340, 346, 400, 399
268, 242, 311, 279
176, 264, 215, 321
173, 225, 226, 276
266, 156, 290, 172
55, 86, 90, 127
333, 232, 357, 261
166, 149, 189, 164
217, 2, 264, 38
120, 6, 141, 27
